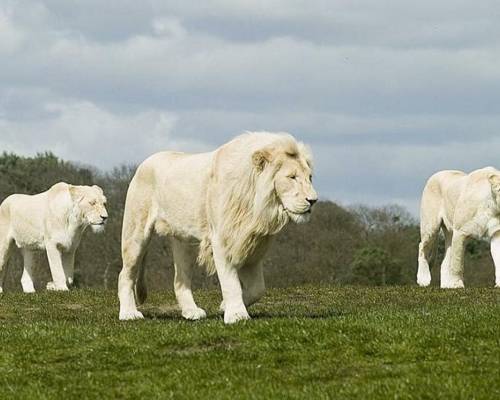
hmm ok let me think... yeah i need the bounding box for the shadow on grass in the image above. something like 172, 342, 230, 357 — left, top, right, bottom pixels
140, 304, 344, 321
251, 309, 345, 320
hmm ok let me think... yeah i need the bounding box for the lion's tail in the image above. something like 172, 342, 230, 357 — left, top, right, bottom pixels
198, 236, 216, 276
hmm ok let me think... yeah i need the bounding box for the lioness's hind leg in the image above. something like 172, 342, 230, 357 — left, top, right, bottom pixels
21, 249, 36, 293
442, 230, 466, 288
172, 238, 206, 321
119, 205, 153, 321
0, 237, 13, 293
490, 232, 500, 288
417, 231, 439, 287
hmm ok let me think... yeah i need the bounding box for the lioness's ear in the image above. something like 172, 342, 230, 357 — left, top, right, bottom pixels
92, 185, 104, 194
488, 174, 500, 193
252, 149, 272, 172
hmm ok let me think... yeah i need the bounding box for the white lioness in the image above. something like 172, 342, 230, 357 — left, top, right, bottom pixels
0, 182, 108, 293
118, 132, 318, 324
417, 167, 500, 288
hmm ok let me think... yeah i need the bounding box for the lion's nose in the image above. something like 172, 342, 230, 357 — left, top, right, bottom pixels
101, 215, 108, 221
306, 198, 317, 207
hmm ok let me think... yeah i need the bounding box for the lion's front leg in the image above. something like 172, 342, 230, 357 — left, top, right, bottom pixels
45, 243, 69, 291
213, 239, 250, 324
441, 230, 466, 289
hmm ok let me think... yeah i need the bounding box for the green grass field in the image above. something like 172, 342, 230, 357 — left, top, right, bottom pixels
1, 286, 499, 399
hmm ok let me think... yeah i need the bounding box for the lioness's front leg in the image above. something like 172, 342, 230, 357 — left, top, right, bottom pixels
442, 230, 466, 288
213, 238, 250, 324
62, 251, 76, 287
46, 243, 69, 291
490, 232, 500, 288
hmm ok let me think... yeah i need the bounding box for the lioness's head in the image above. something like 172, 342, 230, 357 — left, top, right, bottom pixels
252, 136, 318, 224
70, 185, 108, 232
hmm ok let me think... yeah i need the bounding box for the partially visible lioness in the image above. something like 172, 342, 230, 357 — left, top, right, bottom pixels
417, 167, 500, 288
0, 183, 108, 293
118, 132, 318, 324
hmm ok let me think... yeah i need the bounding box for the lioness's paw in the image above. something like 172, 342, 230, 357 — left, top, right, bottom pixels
495, 282, 500, 288
182, 307, 207, 321
46, 282, 69, 291
119, 310, 144, 321
224, 308, 251, 324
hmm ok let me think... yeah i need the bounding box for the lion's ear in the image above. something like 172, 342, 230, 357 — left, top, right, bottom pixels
298, 142, 314, 169
69, 185, 85, 203
252, 149, 272, 172
488, 174, 500, 193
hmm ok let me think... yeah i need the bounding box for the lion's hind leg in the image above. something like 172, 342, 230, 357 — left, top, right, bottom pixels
239, 262, 266, 308
172, 238, 206, 321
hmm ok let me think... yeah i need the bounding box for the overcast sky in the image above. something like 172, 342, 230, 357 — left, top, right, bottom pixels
1, 1, 500, 214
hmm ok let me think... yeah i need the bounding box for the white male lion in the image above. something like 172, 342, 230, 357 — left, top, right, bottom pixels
118, 132, 318, 324
417, 167, 500, 288
0, 182, 108, 293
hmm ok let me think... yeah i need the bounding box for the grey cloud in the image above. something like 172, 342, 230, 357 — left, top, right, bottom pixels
1, 0, 500, 215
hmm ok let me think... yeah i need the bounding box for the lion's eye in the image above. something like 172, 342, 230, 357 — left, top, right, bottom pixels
290, 175, 297, 180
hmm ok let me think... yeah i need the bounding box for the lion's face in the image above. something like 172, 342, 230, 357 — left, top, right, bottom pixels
71, 185, 108, 232
274, 155, 318, 224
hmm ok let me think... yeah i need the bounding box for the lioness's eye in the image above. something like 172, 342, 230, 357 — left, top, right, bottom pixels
290, 175, 297, 180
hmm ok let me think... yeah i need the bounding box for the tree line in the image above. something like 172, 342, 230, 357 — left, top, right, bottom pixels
0, 152, 495, 291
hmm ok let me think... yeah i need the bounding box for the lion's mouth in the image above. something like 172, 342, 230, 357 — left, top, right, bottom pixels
286, 208, 311, 216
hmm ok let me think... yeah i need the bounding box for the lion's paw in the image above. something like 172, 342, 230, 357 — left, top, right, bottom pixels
441, 279, 464, 289
119, 309, 144, 321
417, 273, 431, 287
495, 282, 500, 288
224, 308, 251, 324
182, 307, 207, 321
46, 282, 69, 291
